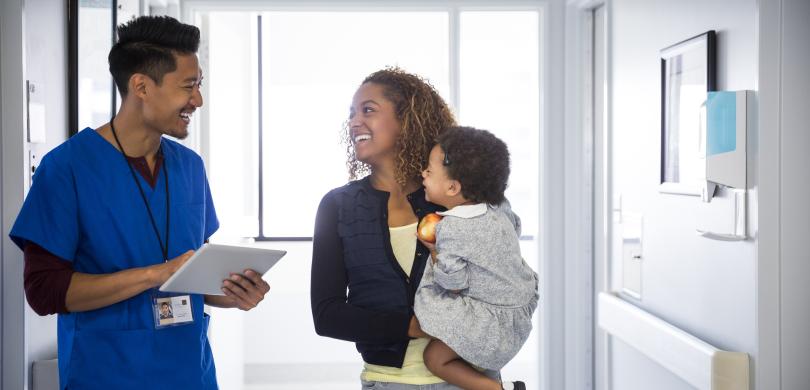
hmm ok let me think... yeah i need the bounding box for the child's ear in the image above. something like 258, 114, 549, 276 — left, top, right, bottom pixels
446, 180, 462, 197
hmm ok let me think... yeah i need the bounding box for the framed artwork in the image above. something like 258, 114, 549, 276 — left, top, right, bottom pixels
659, 30, 716, 195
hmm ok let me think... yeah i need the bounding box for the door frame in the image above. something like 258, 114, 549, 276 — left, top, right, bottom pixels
1, 0, 28, 389
562, 0, 609, 389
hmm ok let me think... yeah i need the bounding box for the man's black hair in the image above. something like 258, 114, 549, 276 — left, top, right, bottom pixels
438, 126, 511, 205
108, 15, 200, 96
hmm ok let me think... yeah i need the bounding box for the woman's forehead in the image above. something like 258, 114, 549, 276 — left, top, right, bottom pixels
354, 83, 388, 100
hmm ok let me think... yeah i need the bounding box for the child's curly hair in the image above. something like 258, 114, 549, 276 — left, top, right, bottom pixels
342, 67, 456, 187
438, 126, 510, 205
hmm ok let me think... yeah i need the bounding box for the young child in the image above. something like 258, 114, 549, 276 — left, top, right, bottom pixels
415, 126, 539, 390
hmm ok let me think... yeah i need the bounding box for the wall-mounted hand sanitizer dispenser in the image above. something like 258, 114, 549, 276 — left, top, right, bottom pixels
696, 90, 751, 241
706, 91, 749, 189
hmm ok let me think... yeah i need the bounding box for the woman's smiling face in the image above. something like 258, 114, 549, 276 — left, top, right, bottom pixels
348, 82, 401, 166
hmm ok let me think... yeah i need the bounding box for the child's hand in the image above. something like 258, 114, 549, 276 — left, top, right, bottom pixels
416, 235, 438, 263
417, 236, 436, 252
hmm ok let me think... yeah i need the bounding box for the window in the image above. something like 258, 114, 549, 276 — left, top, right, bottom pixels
196, 5, 542, 389
77, 0, 115, 129
259, 11, 450, 238
459, 11, 540, 237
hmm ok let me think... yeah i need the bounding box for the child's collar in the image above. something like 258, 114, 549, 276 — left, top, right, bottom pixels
437, 203, 487, 219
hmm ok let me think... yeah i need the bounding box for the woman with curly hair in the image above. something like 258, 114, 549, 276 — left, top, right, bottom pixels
311, 68, 503, 389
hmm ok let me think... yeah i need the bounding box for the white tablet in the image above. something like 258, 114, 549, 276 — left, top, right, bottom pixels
159, 243, 286, 296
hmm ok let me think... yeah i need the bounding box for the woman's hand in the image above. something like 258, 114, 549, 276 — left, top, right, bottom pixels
408, 315, 430, 338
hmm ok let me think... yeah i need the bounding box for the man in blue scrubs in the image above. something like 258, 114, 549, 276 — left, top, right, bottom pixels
10, 16, 269, 389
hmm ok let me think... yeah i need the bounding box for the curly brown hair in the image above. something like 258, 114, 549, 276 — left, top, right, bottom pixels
342, 67, 456, 187
438, 126, 510, 205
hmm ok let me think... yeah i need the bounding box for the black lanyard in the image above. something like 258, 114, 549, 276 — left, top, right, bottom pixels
110, 116, 170, 262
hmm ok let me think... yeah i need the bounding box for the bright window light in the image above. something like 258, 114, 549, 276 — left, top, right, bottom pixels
78, 1, 114, 127
259, 11, 449, 237
459, 11, 540, 237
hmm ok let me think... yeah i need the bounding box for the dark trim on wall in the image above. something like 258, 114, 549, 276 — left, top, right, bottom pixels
111, 0, 118, 116
706, 30, 717, 91
68, 0, 78, 135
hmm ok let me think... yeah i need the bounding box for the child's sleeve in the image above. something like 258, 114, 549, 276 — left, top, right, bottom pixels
433, 222, 470, 291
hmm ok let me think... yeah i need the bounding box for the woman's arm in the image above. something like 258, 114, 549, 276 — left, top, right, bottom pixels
310, 193, 411, 344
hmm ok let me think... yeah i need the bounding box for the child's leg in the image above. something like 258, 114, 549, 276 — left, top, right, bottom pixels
423, 339, 502, 390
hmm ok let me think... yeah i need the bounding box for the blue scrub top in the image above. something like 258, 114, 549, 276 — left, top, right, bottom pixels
10, 128, 220, 390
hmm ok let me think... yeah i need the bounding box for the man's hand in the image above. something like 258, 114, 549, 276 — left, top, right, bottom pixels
148, 250, 194, 287
65, 250, 195, 313
217, 269, 271, 311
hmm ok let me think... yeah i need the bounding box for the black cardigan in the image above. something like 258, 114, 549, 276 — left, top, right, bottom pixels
310, 177, 442, 367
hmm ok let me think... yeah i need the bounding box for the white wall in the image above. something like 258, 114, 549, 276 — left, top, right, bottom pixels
2, 0, 69, 388
1, 0, 29, 388
24, 0, 69, 369
608, 1, 758, 389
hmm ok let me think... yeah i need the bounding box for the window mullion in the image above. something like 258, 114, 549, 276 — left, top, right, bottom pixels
449, 6, 461, 117
257, 14, 265, 239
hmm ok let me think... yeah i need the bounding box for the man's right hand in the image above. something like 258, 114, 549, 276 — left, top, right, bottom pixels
148, 250, 194, 287
65, 249, 195, 313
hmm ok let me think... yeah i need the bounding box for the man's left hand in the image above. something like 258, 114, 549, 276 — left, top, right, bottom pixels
220, 269, 270, 311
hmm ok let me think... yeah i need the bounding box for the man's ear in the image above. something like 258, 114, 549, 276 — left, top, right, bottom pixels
446, 180, 462, 197
128, 73, 150, 100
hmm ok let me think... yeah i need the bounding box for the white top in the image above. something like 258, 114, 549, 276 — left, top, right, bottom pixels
388, 222, 418, 276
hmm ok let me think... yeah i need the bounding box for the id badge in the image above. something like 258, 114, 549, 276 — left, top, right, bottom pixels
152, 288, 194, 329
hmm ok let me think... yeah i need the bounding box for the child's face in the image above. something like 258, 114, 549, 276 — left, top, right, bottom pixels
421, 145, 453, 207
